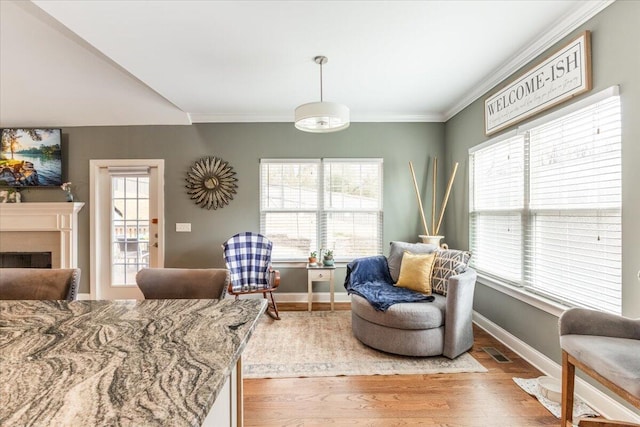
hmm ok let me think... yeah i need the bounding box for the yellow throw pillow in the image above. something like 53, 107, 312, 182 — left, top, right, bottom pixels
395, 251, 436, 294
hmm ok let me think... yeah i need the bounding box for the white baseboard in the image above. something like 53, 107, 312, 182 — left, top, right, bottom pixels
77, 293, 92, 300
473, 311, 640, 423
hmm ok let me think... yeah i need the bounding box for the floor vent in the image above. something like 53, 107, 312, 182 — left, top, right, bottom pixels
482, 346, 512, 363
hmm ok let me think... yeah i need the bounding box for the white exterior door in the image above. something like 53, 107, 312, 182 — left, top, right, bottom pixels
90, 159, 164, 299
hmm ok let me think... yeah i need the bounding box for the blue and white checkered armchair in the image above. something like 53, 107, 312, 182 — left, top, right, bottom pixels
223, 232, 281, 319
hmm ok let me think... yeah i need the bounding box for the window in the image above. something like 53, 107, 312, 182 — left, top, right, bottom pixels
260, 160, 320, 261
260, 158, 383, 262
469, 88, 621, 313
469, 134, 525, 283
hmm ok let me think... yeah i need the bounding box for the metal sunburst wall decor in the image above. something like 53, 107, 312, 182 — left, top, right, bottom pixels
185, 156, 238, 210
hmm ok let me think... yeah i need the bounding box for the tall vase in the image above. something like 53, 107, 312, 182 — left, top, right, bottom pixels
65, 191, 74, 202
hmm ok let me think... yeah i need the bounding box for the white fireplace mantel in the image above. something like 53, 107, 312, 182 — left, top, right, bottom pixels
0, 202, 84, 268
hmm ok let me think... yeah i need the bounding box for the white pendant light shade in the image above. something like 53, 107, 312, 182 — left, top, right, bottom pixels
295, 56, 350, 133
295, 101, 350, 133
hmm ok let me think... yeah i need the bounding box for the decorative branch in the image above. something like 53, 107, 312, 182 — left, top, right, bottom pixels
431, 158, 437, 236
409, 161, 430, 236
435, 162, 459, 235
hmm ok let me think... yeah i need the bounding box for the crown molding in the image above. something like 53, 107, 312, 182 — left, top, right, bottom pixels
442, 0, 615, 122
351, 113, 445, 123
189, 113, 289, 123
189, 112, 445, 124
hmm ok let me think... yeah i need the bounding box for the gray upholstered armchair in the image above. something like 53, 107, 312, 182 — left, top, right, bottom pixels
559, 308, 640, 427
345, 241, 476, 359
0, 268, 80, 301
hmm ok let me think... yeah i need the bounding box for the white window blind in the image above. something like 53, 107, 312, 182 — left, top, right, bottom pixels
260, 158, 383, 262
260, 159, 319, 260
526, 95, 621, 312
323, 159, 383, 261
470, 135, 525, 283
469, 90, 622, 313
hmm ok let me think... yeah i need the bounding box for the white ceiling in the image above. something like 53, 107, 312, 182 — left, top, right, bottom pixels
0, 0, 612, 128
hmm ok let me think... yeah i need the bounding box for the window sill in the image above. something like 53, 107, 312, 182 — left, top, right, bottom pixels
271, 261, 348, 269
476, 274, 570, 318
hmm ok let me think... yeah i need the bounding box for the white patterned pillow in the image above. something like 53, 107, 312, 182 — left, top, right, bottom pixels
431, 249, 471, 296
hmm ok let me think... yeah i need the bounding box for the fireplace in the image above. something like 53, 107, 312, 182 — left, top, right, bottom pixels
0, 203, 84, 269
0, 252, 52, 268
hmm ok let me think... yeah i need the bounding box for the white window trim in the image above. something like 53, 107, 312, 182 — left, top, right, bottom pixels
260, 158, 383, 263
469, 85, 621, 316
477, 274, 569, 318
517, 85, 619, 132
272, 261, 351, 268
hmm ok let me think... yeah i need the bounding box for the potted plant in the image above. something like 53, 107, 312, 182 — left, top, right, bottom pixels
61, 182, 73, 202
323, 250, 334, 266
0, 187, 21, 203
308, 251, 317, 264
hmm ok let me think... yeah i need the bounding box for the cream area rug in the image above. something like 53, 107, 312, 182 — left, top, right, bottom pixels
242, 310, 487, 379
513, 377, 598, 421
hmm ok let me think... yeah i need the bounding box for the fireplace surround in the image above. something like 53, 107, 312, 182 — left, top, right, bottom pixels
0, 203, 84, 269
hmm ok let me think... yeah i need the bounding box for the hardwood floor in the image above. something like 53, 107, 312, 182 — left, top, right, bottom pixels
244, 305, 558, 426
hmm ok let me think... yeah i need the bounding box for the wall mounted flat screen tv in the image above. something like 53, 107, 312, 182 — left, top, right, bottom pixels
0, 128, 62, 187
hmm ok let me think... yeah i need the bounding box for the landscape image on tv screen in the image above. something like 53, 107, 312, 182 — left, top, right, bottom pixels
0, 128, 62, 187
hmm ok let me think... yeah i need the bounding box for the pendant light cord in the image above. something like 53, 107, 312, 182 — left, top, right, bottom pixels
319, 61, 324, 102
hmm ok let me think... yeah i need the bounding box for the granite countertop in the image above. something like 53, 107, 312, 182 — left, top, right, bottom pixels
0, 298, 267, 426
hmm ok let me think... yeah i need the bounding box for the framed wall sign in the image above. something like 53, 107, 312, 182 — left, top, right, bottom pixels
484, 31, 592, 136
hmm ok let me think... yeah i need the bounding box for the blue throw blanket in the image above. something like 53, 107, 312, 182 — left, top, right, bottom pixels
344, 255, 434, 311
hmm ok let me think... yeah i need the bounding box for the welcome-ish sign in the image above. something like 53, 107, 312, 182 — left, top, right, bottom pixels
485, 31, 592, 136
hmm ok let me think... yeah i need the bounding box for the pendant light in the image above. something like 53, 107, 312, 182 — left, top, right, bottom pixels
295, 56, 350, 133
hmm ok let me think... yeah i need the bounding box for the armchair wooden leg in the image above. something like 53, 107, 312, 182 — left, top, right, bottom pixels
562, 350, 576, 427
263, 291, 280, 320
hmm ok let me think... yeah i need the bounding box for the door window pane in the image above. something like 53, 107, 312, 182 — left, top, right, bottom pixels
111, 176, 150, 285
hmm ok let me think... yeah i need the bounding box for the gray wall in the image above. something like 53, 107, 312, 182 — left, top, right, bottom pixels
25, 122, 444, 294
443, 0, 640, 376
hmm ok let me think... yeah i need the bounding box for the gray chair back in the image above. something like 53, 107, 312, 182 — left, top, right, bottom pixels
135, 268, 229, 299
0, 268, 80, 301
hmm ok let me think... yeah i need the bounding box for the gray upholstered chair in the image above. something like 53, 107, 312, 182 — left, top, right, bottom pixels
346, 242, 476, 359
0, 268, 80, 301
559, 308, 640, 427
135, 268, 229, 299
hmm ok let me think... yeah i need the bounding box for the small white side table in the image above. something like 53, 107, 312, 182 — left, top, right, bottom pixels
306, 264, 336, 311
